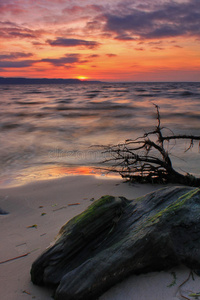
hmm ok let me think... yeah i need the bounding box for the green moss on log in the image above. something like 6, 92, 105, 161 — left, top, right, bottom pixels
149, 188, 200, 224
56, 195, 125, 242
31, 186, 200, 300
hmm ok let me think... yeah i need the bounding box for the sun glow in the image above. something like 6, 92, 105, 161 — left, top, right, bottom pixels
76, 76, 89, 81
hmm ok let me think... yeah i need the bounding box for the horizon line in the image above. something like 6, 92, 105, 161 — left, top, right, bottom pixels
0, 76, 199, 83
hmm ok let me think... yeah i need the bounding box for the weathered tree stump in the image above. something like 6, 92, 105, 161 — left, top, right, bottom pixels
31, 186, 200, 300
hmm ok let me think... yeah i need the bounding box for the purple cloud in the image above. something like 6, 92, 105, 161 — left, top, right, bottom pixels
103, 0, 200, 40
0, 60, 35, 68
0, 28, 36, 39
47, 37, 100, 49
0, 21, 41, 39
114, 34, 135, 40
87, 54, 100, 58
0, 53, 89, 70
41, 54, 80, 66
0, 52, 33, 60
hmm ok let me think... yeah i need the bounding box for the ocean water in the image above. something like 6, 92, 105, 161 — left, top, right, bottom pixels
0, 82, 199, 187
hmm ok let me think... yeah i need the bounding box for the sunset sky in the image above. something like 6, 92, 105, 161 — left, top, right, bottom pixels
0, 0, 200, 81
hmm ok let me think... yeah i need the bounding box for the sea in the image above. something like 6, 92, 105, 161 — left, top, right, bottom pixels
0, 82, 199, 187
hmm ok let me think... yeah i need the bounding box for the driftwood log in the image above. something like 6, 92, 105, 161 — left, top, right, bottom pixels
31, 186, 200, 300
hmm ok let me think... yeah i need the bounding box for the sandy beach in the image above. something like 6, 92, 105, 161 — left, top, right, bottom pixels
1, 175, 200, 300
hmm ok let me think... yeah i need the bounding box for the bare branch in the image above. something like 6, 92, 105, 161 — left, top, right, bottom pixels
99, 106, 200, 187
161, 135, 200, 141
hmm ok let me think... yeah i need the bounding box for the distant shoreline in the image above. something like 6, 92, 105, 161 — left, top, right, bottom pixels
0, 77, 103, 85
0, 77, 199, 84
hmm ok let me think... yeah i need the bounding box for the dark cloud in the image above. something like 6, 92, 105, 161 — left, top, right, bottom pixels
0, 28, 36, 39
87, 54, 100, 58
0, 60, 35, 68
0, 52, 33, 60
41, 54, 80, 66
0, 21, 18, 27
42, 54, 91, 67
151, 46, 165, 51
135, 40, 167, 51
103, 0, 200, 40
41, 53, 81, 66
0, 21, 43, 39
0, 52, 89, 70
115, 34, 135, 40
146, 25, 183, 39
47, 37, 100, 49
79, 59, 89, 64
84, 19, 104, 32
147, 41, 163, 46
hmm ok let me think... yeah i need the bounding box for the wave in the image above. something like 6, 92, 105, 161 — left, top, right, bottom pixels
0, 81, 199, 184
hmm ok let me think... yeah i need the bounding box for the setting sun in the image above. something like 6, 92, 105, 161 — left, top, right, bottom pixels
76, 76, 89, 81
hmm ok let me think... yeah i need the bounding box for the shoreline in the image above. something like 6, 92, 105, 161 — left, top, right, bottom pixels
0, 164, 121, 189
1, 175, 200, 300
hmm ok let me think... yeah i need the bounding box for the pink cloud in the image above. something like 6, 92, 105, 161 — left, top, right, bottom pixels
0, 3, 26, 15
0, 21, 46, 39
62, 4, 103, 15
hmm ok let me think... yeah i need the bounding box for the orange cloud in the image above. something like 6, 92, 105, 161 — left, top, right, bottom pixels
0, 0, 199, 81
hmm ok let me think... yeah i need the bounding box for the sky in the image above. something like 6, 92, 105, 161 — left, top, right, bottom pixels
0, 0, 200, 81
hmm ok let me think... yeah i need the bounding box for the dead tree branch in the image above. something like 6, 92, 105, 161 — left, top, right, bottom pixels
100, 105, 200, 187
